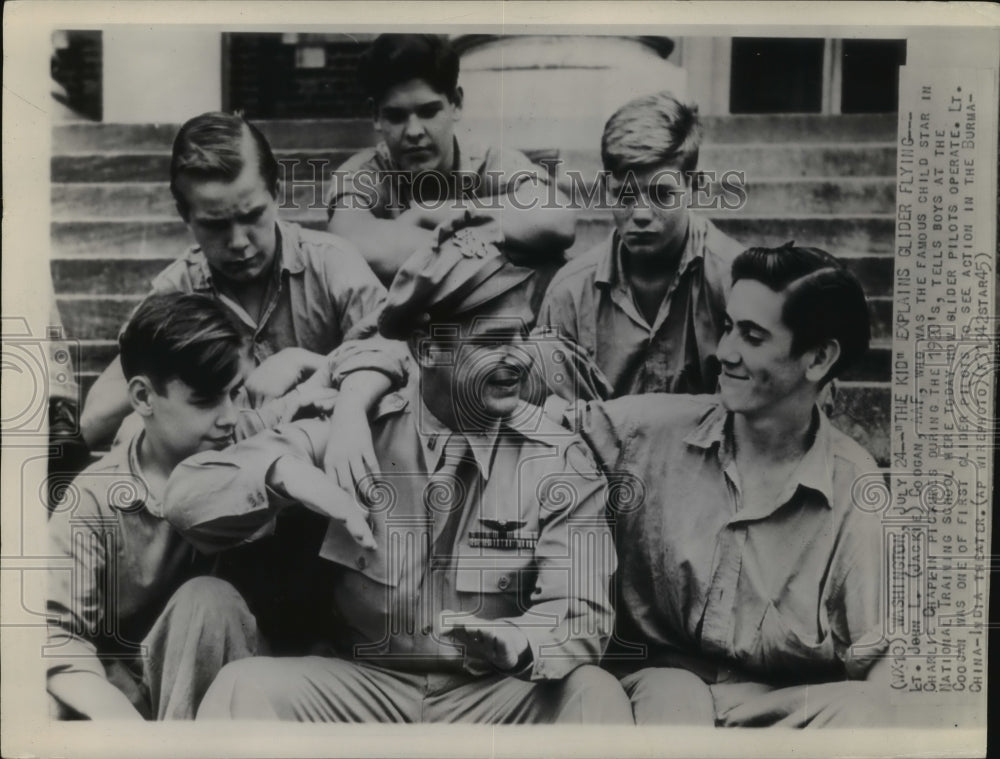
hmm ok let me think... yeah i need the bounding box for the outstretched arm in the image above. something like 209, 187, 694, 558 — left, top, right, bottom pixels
80, 357, 131, 448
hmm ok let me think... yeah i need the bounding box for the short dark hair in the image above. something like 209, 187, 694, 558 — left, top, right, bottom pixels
119, 293, 245, 397
169, 111, 279, 220
359, 34, 460, 104
601, 91, 702, 176
731, 243, 871, 384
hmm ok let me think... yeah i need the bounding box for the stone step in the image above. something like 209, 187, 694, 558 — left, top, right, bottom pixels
51, 214, 896, 275
57, 295, 142, 341
555, 144, 896, 183
52, 119, 376, 153
57, 292, 893, 344
52, 142, 897, 183
53, 114, 898, 154
51, 177, 898, 220
51, 149, 359, 184
50, 250, 895, 300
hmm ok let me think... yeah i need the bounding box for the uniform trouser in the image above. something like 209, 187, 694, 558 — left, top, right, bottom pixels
198, 657, 634, 724
104, 577, 259, 719
621, 667, 928, 727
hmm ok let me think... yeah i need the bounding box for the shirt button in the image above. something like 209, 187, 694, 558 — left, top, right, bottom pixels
356, 556, 367, 570
497, 575, 511, 590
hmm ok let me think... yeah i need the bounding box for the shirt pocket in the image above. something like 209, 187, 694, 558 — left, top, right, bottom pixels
748, 601, 841, 683
454, 556, 536, 619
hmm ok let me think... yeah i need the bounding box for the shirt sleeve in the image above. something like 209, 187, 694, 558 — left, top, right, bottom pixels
482, 147, 551, 197
46, 487, 111, 685
163, 420, 330, 554
148, 257, 194, 295
326, 149, 385, 220
511, 440, 617, 681
549, 397, 639, 471
536, 279, 580, 343
320, 238, 390, 341
826, 480, 888, 679
324, 337, 411, 389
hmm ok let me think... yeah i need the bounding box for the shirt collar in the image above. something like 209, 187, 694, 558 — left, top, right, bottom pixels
413, 388, 499, 479
190, 220, 302, 291
684, 401, 835, 509
121, 417, 165, 518
596, 220, 702, 291
374, 137, 482, 176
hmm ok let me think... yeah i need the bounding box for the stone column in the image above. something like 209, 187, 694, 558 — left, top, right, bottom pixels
103, 28, 222, 122
455, 35, 686, 152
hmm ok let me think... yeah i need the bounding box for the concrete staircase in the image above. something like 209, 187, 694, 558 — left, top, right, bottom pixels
51, 113, 896, 464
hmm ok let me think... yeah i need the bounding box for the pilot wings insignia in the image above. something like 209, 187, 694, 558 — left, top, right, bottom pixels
468, 519, 538, 549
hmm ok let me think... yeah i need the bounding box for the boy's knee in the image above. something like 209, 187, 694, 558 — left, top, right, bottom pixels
623, 667, 715, 725
559, 665, 633, 724
197, 657, 286, 719
170, 577, 253, 624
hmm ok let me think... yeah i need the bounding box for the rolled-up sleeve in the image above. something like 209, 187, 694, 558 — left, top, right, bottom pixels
828, 497, 888, 679
550, 397, 639, 471
46, 493, 109, 684
325, 337, 410, 389
163, 420, 329, 553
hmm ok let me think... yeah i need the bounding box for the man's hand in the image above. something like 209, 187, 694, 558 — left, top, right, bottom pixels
439, 613, 531, 672
431, 209, 504, 252
287, 387, 341, 421
268, 455, 376, 550
323, 401, 380, 499
246, 348, 325, 402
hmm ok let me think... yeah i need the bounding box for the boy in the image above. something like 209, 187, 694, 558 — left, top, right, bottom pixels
81, 111, 391, 448
46, 293, 259, 719
551, 244, 892, 726
538, 91, 744, 396
327, 33, 576, 287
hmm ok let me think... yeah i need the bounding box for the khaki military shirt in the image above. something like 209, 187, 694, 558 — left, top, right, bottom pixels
164, 388, 615, 681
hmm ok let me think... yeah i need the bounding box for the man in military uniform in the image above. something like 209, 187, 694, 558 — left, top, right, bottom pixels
162, 231, 632, 723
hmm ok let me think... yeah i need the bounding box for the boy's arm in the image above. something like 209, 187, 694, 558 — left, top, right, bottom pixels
328, 202, 436, 283
79, 357, 131, 448
49, 672, 144, 720
235, 334, 409, 440
542, 394, 637, 471
164, 420, 374, 554
329, 160, 575, 281
46, 489, 144, 720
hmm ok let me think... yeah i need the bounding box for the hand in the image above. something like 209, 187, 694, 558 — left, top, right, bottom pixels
246, 348, 324, 402
269, 455, 376, 550
431, 208, 504, 252
323, 401, 380, 500
288, 387, 341, 421
439, 613, 531, 672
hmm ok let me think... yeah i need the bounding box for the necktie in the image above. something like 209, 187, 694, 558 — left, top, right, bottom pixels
427, 434, 479, 568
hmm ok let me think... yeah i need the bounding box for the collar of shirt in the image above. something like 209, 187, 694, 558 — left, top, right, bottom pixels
373, 137, 487, 177
183, 220, 305, 294
413, 389, 499, 479
115, 416, 165, 518
683, 401, 836, 521
596, 213, 708, 294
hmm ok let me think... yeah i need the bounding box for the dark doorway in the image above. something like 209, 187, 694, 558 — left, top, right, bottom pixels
841, 39, 907, 113
730, 38, 825, 114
